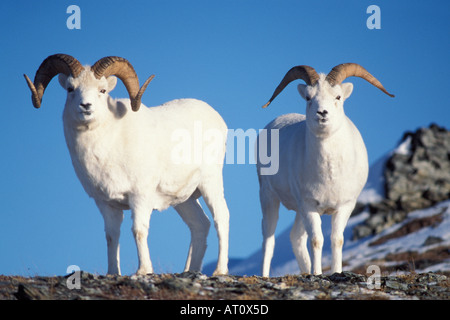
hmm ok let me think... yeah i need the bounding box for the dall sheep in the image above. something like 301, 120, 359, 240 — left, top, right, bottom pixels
24, 54, 230, 275
258, 63, 394, 276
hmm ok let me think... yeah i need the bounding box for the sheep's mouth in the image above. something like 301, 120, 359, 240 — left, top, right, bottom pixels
80, 111, 92, 116
318, 117, 328, 124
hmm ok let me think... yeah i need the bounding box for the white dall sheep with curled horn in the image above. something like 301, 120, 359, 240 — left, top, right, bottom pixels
258, 63, 394, 276
24, 54, 230, 275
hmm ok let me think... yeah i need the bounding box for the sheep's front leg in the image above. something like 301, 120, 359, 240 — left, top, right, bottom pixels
131, 201, 153, 275
96, 200, 124, 275
330, 202, 355, 273
300, 209, 323, 275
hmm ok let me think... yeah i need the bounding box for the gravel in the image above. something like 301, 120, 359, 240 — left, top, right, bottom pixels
1, 271, 448, 300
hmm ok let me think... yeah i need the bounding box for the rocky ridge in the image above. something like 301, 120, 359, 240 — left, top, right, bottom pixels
1, 271, 448, 300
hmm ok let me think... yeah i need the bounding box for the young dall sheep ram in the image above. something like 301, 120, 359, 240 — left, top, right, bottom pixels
24, 54, 230, 275
258, 63, 394, 276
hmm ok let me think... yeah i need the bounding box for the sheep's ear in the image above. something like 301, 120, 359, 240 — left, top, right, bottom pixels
58, 74, 68, 89
341, 82, 353, 100
106, 76, 117, 92
297, 84, 308, 100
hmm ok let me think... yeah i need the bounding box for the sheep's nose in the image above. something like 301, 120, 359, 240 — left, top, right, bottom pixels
317, 110, 328, 117
80, 103, 92, 111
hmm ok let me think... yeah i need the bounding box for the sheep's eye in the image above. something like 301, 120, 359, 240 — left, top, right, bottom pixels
100, 89, 106, 94
306, 96, 311, 101
336, 95, 341, 100
67, 87, 74, 93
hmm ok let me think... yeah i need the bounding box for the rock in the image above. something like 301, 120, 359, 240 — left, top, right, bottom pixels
385, 124, 450, 209
422, 236, 444, 246
366, 212, 386, 229
327, 272, 366, 284
211, 275, 236, 284
352, 224, 372, 239
14, 284, 48, 300
385, 279, 409, 291
416, 273, 447, 284
354, 124, 450, 240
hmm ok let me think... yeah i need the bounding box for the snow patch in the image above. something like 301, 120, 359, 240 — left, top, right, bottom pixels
394, 135, 412, 156
341, 200, 450, 274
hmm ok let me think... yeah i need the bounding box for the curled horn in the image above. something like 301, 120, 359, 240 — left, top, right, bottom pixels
24, 54, 84, 109
91, 56, 154, 111
326, 63, 394, 97
262, 65, 320, 108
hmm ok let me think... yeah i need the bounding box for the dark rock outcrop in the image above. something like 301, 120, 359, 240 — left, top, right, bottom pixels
353, 124, 450, 240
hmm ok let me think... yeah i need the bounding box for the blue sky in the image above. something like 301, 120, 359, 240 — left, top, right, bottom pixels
0, 0, 449, 276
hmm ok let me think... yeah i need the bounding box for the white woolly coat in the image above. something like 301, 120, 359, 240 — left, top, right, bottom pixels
63, 97, 228, 212
258, 112, 368, 214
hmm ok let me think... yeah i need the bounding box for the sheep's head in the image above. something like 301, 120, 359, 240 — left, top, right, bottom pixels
24, 54, 154, 122
262, 63, 394, 136
299, 74, 353, 136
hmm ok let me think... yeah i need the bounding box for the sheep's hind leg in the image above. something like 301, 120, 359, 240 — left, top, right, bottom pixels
175, 198, 211, 272
290, 212, 311, 274
96, 200, 124, 275
199, 179, 230, 275
260, 190, 280, 277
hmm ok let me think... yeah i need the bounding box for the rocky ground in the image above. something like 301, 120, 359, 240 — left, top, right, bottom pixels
1, 270, 448, 300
